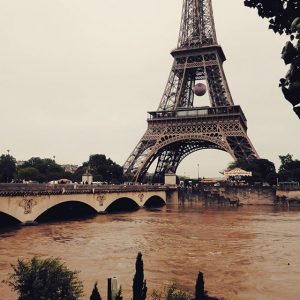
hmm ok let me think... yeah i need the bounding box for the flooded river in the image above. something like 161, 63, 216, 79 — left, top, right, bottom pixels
0, 203, 299, 300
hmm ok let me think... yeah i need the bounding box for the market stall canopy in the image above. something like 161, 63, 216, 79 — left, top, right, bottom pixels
224, 168, 252, 178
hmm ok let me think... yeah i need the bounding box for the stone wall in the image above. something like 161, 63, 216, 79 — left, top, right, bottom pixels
276, 190, 300, 201
222, 187, 275, 205
179, 186, 276, 205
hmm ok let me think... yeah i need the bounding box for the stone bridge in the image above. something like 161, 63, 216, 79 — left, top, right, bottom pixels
0, 184, 177, 224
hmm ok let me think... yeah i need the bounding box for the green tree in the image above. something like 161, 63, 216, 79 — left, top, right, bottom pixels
151, 284, 192, 300
132, 252, 147, 300
0, 154, 16, 182
227, 158, 277, 184
280, 18, 300, 117
73, 154, 124, 184
72, 165, 88, 183
195, 272, 205, 300
244, 0, 299, 34
115, 286, 123, 300
279, 153, 294, 172
165, 284, 191, 300
6, 256, 84, 300
18, 157, 68, 183
89, 154, 123, 183
278, 154, 300, 182
18, 167, 40, 182
90, 282, 101, 300
244, 1, 300, 117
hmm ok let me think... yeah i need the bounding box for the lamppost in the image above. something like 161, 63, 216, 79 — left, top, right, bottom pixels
197, 163, 199, 182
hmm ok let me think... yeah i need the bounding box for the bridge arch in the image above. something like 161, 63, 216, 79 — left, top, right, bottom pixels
35, 200, 98, 223
105, 197, 140, 213
0, 211, 22, 226
144, 195, 166, 207
26, 197, 99, 223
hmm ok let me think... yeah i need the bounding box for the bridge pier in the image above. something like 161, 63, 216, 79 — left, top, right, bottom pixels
166, 188, 179, 205
22, 220, 38, 226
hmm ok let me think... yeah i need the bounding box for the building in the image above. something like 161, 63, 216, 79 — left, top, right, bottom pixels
62, 164, 79, 174
82, 167, 93, 184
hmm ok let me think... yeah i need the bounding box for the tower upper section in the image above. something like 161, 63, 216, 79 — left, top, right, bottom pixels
156, 0, 235, 111
177, 0, 217, 49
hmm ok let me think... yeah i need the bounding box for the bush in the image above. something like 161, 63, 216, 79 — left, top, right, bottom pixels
151, 284, 192, 300
5, 256, 84, 300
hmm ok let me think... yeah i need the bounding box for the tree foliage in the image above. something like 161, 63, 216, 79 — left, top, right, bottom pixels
244, 1, 300, 118
280, 17, 300, 117
6, 256, 84, 300
18, 157, 68, 182
244, 0, 300, 34
132, 252, 147, 300
73, 154, 123, 184
151, 284, 192, 300
195, 272, 205, 300
194, 272, 222, 300
227, 158, 277, 184
151, 277, 222, 300
90, 282, 101, 300
115, 287, 123, 300
0, 153, 123, 183
278, 153, 300, 182
18, 167, 40, 182
0, 154, 16, 182
165, 284, 191, 300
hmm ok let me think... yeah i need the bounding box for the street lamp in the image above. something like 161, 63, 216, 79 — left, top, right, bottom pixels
197, 163, 199, 181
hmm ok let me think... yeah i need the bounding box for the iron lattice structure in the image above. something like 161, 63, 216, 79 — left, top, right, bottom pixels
124, 0, 259, 182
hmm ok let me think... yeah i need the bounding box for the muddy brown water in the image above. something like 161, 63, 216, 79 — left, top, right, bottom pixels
0, 203, 299, 300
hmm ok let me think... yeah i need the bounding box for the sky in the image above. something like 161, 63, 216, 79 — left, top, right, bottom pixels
0, 0, 299, 178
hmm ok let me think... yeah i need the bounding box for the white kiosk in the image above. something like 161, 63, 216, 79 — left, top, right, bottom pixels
82, 167, 93, 185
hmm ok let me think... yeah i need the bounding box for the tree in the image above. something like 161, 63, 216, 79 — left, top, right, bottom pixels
244, 0, 299, 34
18, 157, 69, 182
6, 256, 84, 300
73, 154, 124, 184
89, 154, 123, 183
278, 153, 300, 182
132, 252, 147, 300
195, 272, 205, 300
115, 286, 123, 300
0, 154, 16, 182
279, 153, 294, 172
90, 282, 102, 300
166, 284, 191, 300
18, 167, 40, 182
244, 1, 300, 117
227, 158, 277, 184
280, 17, 300, 117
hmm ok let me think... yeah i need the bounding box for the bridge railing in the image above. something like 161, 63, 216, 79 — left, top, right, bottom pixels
0, 183, 168, 197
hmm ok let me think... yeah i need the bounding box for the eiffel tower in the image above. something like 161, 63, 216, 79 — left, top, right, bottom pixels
124, 0, 259, 183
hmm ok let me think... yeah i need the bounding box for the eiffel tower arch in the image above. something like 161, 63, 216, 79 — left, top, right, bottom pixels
124, 0, 259, 183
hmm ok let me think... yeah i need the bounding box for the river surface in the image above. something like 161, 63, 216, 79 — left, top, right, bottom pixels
0, 203, 299, 300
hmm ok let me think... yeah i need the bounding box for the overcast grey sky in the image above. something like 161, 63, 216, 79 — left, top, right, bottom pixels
0, 0, 299, 178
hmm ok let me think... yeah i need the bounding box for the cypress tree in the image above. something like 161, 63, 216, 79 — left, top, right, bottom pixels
90, 282, 102, 300
195, 272, 206, 300
115, 286, 123, 300
132, 252, 147, 300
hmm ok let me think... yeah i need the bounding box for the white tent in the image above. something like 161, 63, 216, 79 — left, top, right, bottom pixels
224, 168, 252, 178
